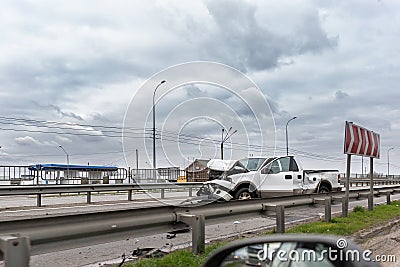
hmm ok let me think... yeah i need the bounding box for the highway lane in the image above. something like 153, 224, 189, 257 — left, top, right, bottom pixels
0, 184, 398, 223
0, 185, 391, 212
0, 191, 189, 219
0, 184, 399, 267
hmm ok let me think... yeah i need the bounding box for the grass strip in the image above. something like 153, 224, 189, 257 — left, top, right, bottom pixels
125, 201, 400, 267
127, 242, 226, 267
287, 201, 400, 235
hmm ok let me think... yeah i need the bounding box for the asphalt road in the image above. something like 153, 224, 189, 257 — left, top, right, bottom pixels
18, 194, 398, 267
0, 186, 399, 266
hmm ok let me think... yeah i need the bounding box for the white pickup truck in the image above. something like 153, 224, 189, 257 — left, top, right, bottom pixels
197, 156, 341, 201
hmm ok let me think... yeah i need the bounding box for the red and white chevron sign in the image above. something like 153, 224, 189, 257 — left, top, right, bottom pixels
344, 121, 380, 158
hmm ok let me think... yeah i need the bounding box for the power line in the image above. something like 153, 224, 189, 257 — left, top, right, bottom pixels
0, 116, 359, 164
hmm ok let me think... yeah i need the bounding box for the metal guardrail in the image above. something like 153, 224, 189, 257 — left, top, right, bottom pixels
1, 185, 400, 267
1, 180, 400, 207
0, 183, 203, 207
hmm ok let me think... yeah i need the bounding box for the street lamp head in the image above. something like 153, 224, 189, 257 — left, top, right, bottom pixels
286, 116, 297, 126
160, 80, 166, 84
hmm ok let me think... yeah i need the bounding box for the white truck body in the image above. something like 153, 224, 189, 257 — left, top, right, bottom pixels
199, 156, 341, 200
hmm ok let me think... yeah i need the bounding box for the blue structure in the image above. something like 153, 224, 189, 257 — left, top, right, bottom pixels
29, 164, 118, 172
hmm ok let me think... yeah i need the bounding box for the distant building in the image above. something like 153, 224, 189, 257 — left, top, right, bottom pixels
185, 159, 210, 182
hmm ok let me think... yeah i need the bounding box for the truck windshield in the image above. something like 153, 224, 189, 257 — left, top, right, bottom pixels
239, 158, 268, 171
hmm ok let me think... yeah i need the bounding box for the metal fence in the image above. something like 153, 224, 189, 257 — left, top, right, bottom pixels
0, 166, 34, 185
0, 166, 129, 185
130, 168, 209, 183
36, 168, 129, 184
4, 165, 400, 186
340, 173, 400, 179
131, 168, 184, 183
0, 165, 211, 185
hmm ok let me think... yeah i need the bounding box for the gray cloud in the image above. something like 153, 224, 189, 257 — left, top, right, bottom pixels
202, 0, 337, 72
335, 90, 349, 100
14, 136, 41, 146
48, 104, 84, 120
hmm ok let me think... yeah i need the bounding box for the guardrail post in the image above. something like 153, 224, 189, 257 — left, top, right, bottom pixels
324, 198, 331, 222
386, 192, 391, 205
36, 194, 42, 207
276, 205, 285, 233
176, 214, 205, 254
368, 194, 373, 211
314, 198, 331, 222
0, 234, 30, 267
128, 189, 133, 201
87, 192, 91, 204
189, 187, 193, 197
161, 188, 165, 199
262, 204, 285, 233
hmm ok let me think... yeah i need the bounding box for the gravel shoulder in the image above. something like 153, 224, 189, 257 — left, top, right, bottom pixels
349, 217, 400, 267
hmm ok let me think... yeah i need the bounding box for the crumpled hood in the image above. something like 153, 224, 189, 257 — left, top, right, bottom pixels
207, 159, 237, 171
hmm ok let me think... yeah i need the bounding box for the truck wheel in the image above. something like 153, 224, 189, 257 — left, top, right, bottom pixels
234, 188, 252, 200
319, 185, 330, 193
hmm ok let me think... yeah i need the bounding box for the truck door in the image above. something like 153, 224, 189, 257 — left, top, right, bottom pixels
259, 157, 294, 197
289, 156, 304, 191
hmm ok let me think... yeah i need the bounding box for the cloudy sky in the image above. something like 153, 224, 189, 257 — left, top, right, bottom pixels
0, 0, 399, 174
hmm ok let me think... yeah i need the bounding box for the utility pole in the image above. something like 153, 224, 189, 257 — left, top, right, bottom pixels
136, 149, 139, 170
388, 147, 394, 178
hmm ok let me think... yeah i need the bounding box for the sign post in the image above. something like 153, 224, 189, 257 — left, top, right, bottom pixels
369, 157, 374, 210
344, 154, 351, 217
343, 121, 380, 216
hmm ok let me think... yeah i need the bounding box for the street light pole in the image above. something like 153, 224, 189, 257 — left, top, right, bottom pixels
221, 127, 237, 160
152, 80, 166, 170
388, 147, 394, 178
285, 116, 297, 156
221, 128, 224, 160
58, 145, 70, 179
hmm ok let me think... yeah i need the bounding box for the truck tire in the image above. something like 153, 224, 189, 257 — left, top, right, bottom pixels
318, 185, 330, 193
234, 188, 252, 200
